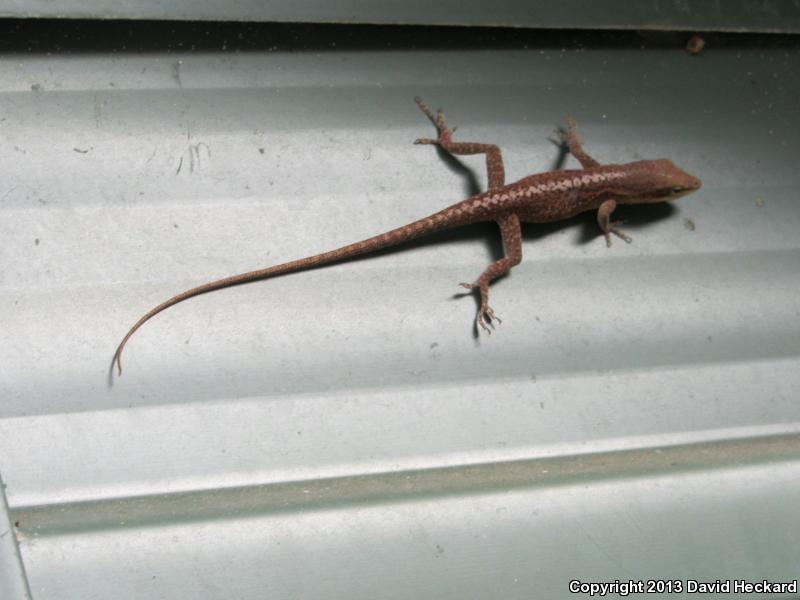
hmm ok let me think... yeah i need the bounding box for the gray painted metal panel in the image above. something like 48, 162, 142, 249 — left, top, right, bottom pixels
0, 23, 799, 600
0, 471, 31, 599
0, 0, 799, 32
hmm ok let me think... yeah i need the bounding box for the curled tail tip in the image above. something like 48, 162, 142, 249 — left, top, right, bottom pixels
113, 347, 124, 376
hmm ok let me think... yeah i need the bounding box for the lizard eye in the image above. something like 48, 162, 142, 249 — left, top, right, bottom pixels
670, 186, 684, 195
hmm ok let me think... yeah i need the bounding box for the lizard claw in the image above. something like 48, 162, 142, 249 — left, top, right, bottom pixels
476, 304, 501, 334
484, 305, 501, 324
459, 282, 501, 333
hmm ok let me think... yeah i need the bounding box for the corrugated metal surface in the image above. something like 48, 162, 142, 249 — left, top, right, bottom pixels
1, 20, 799, 599
0, 0, 799, 32
0, 470, 31, 599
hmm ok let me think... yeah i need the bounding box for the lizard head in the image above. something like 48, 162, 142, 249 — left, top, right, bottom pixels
619, 159, 702, 204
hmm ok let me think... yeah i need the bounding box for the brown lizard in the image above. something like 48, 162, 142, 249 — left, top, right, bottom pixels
113, 97, 701, 375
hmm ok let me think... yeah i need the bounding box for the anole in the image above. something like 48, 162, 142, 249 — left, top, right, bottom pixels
114, 97, 701, 375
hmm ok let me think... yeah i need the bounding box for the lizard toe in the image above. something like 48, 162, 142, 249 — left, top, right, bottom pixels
603, 221, 632, 246
476, 304, 500, 334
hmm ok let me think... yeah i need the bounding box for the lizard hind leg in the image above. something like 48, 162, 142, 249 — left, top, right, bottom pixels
460, 213, 522, 334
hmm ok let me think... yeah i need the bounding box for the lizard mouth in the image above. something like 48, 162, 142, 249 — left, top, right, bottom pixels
667, 178, 702, 200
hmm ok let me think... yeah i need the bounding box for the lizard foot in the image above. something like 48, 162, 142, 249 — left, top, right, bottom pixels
414, 96, 455, 144
476, 304, 501, 334
459, 282, 501, 333
603, 221, 632, 247
555, 116, 579, 145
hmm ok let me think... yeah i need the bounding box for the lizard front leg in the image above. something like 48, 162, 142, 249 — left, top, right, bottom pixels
558, 117, 600, 169
597, 199, 632, 247
461, 213, 522, 333
413, 97, 506, 190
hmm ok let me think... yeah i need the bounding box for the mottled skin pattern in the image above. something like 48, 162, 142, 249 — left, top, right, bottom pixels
113, 98, 701, 375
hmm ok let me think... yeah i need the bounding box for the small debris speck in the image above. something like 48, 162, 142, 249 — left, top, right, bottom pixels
684, 218, 695, 231
30, 83, 43, 92
73, 147, 90, 154
755, 197, 765, 207
686, 34, 705, 55
34, 238, 40, 246
258, 148, 265, 154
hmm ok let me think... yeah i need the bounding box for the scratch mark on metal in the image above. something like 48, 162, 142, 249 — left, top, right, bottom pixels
172, 60, 183, 88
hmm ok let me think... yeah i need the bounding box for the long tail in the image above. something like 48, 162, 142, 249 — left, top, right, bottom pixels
113, 201, 477, 375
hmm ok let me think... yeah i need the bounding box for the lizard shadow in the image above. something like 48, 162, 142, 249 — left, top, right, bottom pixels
430, 134, 678, 249
419, 142, 679, 336
428, 130, 572, 198
574, 202, 677, 244
526, 201, 678, 246
440, 202, 677, 337
425, 135, 565, 337
428, 144, 483, 198
106, 357, 116, 388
